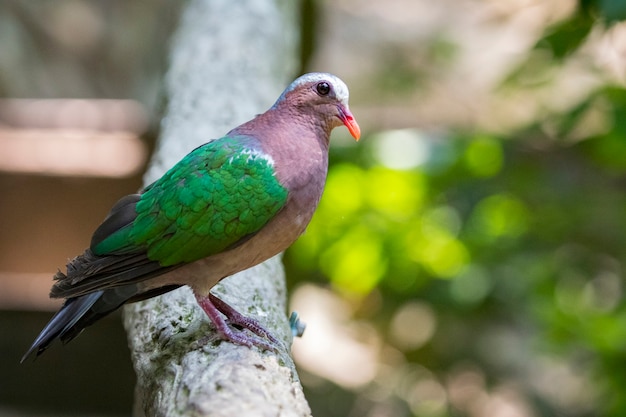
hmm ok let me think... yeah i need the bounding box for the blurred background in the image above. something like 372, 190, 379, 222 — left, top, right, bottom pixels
1, 0, 626, 416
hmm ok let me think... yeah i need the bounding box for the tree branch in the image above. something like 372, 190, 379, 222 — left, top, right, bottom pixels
122, 0, 310, 415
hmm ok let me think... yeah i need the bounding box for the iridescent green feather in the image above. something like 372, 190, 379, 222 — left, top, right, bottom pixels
93, 136, 288, 266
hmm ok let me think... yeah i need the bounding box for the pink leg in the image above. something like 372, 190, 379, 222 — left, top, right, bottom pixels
209, 293, 281, 345
194, 292, 279, 351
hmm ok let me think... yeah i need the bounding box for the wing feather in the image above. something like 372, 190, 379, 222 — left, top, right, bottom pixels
50, 135, 288, 298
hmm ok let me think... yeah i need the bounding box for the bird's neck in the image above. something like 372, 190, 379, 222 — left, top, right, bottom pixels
231, 107, 330, 194
232, 106, 331, 151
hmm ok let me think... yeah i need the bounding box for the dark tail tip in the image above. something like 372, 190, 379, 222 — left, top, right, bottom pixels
21, 291, 104, 363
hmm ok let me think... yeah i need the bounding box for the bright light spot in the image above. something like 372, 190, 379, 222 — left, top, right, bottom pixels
480, 385, 535, 417
408, 377, 448, 416
464, 136, 504, 177
407, 220, 470, 278
447, 366, 488, 412
0, 98, 149, 177
450, 264, 492, 305
583, 271, 622, 313
422, 205, 463, 236
390, 301, 437, 350
529, 356, 596, 414
0, 99, 148, 132
319, 163, 365, 216
290, 284, 380, 388
366, 167, 426, 219
421, 233, 469, 278
373, 129, 431, 170
449, 366, 536, 417
320, 225, 387, 295
0, 128, 146, 177
468, 194, 529, 242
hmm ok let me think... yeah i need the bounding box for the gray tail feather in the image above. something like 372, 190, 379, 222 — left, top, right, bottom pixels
21, 285, 142, 362
21, 291, 104, 362
21, 284, 182, 362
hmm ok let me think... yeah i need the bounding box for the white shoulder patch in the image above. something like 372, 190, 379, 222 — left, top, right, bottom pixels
229, 148, 275, 166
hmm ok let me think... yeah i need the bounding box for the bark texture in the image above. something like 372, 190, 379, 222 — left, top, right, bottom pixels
123, 1, 311, 415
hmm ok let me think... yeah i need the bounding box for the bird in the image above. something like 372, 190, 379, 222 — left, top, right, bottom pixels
22, 72, 360, 361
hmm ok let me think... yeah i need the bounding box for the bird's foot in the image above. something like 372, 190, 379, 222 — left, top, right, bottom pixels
194, 292, 281, 352
209, 293, 282, 346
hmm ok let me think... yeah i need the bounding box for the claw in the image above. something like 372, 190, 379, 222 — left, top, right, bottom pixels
194, 291, 281, 351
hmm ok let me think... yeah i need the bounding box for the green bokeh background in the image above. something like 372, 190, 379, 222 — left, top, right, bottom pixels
2, 0, 626, 416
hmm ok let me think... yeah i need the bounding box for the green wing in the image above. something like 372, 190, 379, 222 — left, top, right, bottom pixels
94, 136, 288, 266
53, 136, 287, 298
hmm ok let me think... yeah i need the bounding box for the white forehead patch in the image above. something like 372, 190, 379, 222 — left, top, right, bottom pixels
277, 72, 350, 106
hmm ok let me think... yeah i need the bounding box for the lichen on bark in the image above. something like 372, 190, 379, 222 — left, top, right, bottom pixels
123, 0, 311, 416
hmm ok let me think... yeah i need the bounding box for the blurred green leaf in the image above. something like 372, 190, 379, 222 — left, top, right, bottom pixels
463, 136, 504, 178
535, 11, 594, 59
599, 0, 626, 23
284, 2, 626, 416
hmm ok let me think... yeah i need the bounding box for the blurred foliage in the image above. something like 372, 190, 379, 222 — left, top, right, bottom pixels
536, 0, 626, 60
3, 0, 626, 416
285, 2, 626, 416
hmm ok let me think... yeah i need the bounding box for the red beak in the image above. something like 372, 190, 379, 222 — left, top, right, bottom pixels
337, 105, 361, 141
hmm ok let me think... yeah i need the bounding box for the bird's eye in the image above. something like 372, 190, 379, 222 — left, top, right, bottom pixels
316, 82, 331, 96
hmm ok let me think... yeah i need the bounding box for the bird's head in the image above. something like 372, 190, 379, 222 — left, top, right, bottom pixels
274, 73, 361, 141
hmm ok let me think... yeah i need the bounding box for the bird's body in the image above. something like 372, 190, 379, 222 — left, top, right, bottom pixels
23, 72, 360, 361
